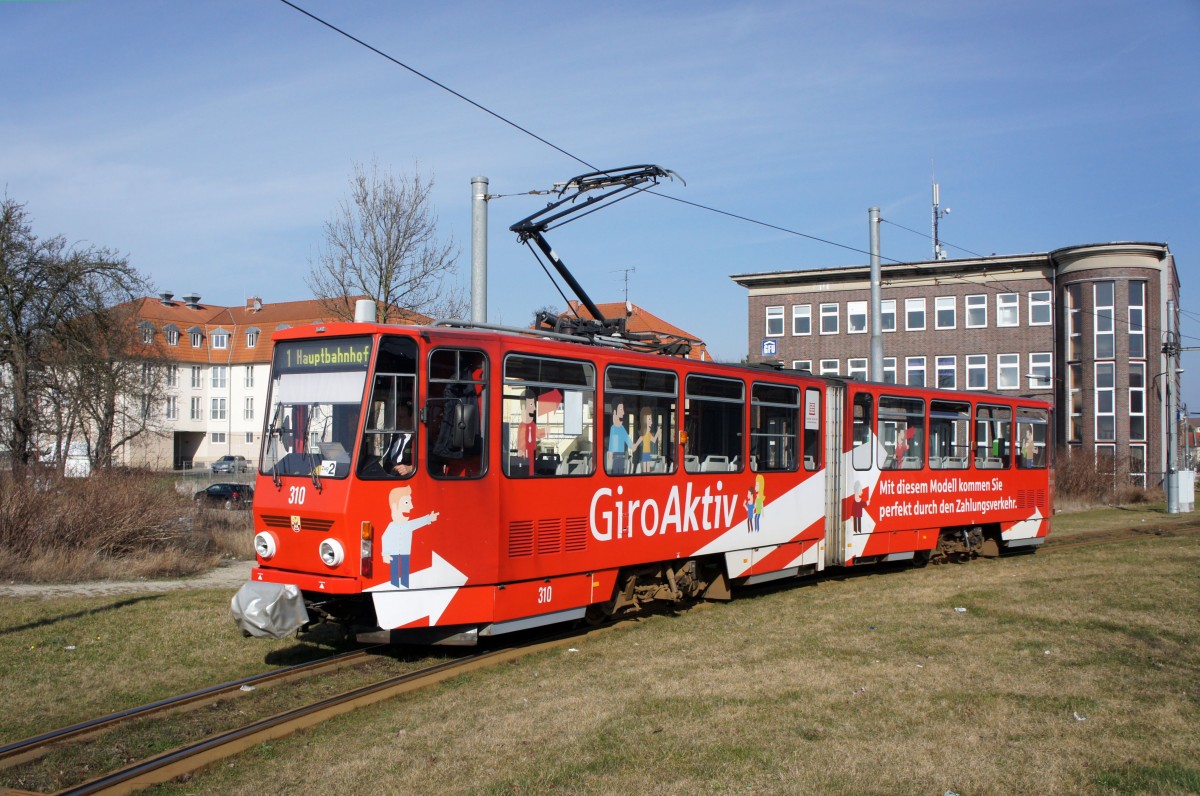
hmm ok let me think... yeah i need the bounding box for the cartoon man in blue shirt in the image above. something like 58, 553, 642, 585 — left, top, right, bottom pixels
608, 401, 634, 473
380, 485, 439, 588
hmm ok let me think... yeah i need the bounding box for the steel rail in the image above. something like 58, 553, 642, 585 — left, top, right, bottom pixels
0, 646, 380, 770
58, 631, 586, 796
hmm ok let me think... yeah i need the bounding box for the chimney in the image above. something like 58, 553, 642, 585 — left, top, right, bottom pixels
181, 293, 201, 309
158, 292, 174, 305
247, 297, 263, 312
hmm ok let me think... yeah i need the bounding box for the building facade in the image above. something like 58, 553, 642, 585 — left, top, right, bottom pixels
733, 242, 1182, 487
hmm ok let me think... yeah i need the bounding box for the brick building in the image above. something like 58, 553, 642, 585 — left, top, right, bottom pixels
732, 242, 1182, 486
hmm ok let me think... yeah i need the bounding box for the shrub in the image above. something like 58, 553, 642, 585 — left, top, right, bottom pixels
0, 470, 248, 582
1053, 448, 1156, 508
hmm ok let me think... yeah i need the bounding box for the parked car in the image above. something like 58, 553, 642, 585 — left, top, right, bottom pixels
211, 455, 250, 474
194, 482, 254, 510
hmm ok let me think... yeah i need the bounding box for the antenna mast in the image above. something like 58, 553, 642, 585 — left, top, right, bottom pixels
932, 178, 950, 260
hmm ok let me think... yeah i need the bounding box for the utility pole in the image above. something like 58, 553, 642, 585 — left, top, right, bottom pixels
869, 207, 883, 381
471, 176, 488, 324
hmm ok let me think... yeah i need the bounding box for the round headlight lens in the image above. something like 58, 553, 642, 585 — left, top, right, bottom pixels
254, 532, 277, 560
319, 538, 344, 568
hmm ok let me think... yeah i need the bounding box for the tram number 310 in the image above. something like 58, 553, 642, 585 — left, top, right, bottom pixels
537, 584, 553, 604
288, 486, 306, 505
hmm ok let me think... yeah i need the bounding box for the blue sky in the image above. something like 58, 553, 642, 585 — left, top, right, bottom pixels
3, 0, 1199, 405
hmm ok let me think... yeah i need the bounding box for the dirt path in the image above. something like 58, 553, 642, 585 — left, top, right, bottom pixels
0, 559, 254, 599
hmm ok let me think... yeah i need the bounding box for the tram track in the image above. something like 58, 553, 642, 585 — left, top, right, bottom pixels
1041, 518, 1200, 553
1, 628, 592, 796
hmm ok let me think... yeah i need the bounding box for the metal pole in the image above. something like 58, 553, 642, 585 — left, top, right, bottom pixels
869, 207, 883, 381
471, 176, 488, 324
1167, 299, 1179, 514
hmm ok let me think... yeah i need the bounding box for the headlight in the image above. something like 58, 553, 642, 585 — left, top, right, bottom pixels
254, 532, 277, 560
319, 538, 344, 568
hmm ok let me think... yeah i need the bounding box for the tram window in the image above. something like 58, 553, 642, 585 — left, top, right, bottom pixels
358, 336, 419, 480
803, 387, 821, 471
426, 348, 487, 479
503, 355, 594, 478
851, 392, 873, 471
975, 404, 1012, 469
684, 375, 743, 473
928, 400, 970, 470
264, 335, 372, 480
751, 382, 798, 472
879, 396, 925, 470
1015, 407, 1049, 469
604, 366, 677, 476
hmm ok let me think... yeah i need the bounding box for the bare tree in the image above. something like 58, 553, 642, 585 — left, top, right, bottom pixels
0, 197, 150, 473
307, 162, 462, 323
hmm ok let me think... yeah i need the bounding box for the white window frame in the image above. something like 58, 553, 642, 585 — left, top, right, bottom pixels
791, 304, 811, 336
1129, 444, 1146, 487
792, 360, 812, 373
819, 359, 840, 376
246, 330, 259, 347
1028, 290, 1052, 326
846, 301, 867, 334
965, 294, 987, 328
1028, 352, 1052, 389
1128, 281, 1145, 360
936, 355, 956, 389
244, 365, 254, 388
1095, 282, 1115, 360
819, 303, 839, 335
211, 397, 227, 421
765, 305, 784, 337
166, 328, 179, 346
996, 293, 1019, 328
245, 432, 255, 445
165, 396, 178, 420
966, 354, 987, 390
882, 357, 897, 385
905, 356, 926, 387
190, 366, 202, 389
1129, 361, 1146, 442
904, 298, 926, 331
166, 365, 179, 388
881, 300, 896, 333
244, 396, 254, 420
211, 431, 227, 444
190, 396, 202, 420
211, 366, 228, 389
935, 296, 956, 330
997, 353, 1020, 390
211, 332, 229, 350
190, 330, 202, 348
847, 358, 867, 380
1095, 361, 1116, 442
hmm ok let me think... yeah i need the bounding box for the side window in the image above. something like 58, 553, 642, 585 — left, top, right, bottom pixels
803, 387, 822, 471
851, 392, 873, 471
928, 400, 970, 470
1016, 407, 1049, 470
683, 375, 744, 473
604, 366, 677, 476
975, 404, 1012, 469
426, 348, 487, 478
751, 382, 798, 472
503, 355, 594, 477
359, 336, 419, 480
879, 396, 925, 470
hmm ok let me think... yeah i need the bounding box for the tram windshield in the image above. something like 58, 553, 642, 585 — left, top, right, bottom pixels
262, 337, 372, 479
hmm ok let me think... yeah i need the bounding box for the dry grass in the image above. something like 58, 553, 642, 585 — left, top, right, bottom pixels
0, 471, 253, 581
168, 524, 1200, 795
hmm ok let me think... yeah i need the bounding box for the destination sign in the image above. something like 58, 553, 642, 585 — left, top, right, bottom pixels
274, 337, 373, 373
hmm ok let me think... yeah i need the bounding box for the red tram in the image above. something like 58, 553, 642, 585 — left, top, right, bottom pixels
232, 319, 1053, 645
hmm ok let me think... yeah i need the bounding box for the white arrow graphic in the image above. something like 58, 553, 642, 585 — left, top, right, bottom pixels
366, 551, 469, 628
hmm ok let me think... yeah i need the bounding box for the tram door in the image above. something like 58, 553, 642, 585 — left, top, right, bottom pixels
823, 382, 846, 566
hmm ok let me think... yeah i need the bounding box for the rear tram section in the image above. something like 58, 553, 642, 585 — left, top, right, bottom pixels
233, 322, 1052, 645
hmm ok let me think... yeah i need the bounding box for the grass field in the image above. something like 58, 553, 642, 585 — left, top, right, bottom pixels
3, 505, 1198, 795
